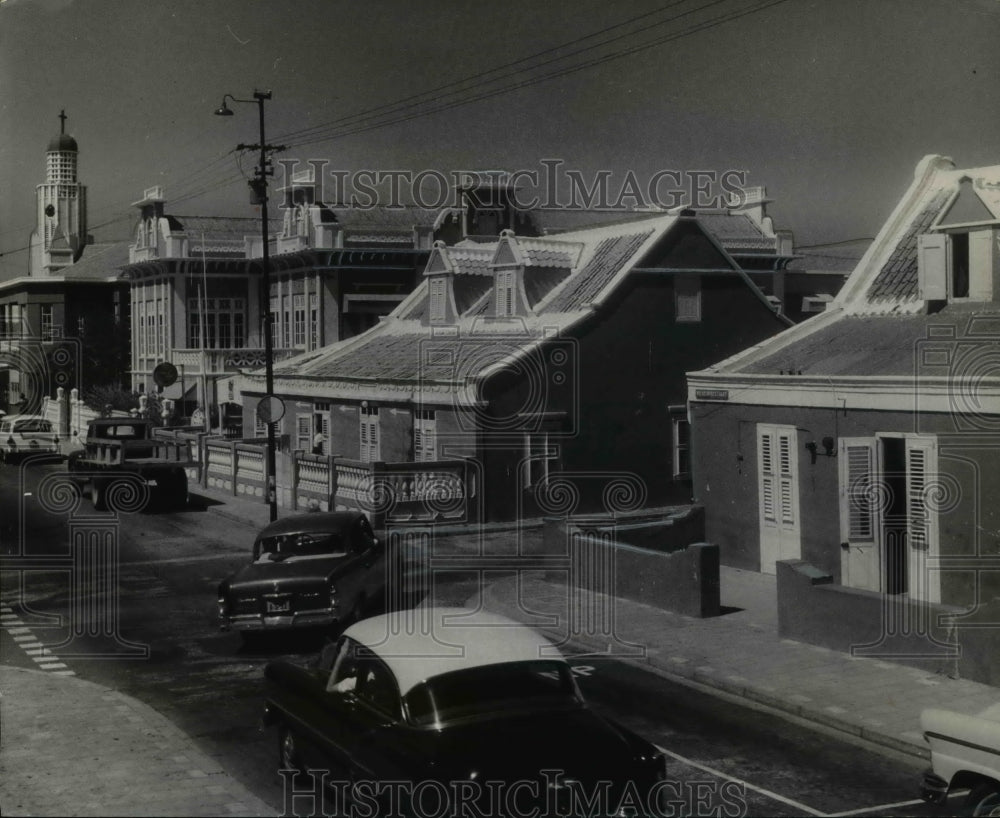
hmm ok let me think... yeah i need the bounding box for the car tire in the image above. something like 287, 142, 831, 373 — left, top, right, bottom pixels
967, 783, 1000, 816
278, 725, 305, 774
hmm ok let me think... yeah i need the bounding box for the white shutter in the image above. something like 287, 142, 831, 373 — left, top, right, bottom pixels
778, 433, 795, 526
840, 440, 875, 542
917, 233, 948, 300
906, 436, 940, 604
297, 415, 312, 451
759, 430, 775, 523
906, 446, 929, 552
369, 412, 379, 461
360, 414, 369, 461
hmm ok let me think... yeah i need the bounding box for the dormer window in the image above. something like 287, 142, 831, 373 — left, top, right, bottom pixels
496, 269, 516, 316
919, 228, 997, 303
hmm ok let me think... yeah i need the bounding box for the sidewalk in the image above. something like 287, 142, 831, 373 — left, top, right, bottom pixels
4, 485, 998, 817
479, 570, 1000, 761
192, 484, 1000, 760
0, 665, 272, 817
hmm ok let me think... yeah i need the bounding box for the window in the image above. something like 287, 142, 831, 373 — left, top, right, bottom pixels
950, 233, 970, 298
414, 409, 437, 461
296, 414, 312, 452
919, 229, 996, 302
523, 433, 552, 488
282, 295, 292, 349
429, 278, 447, 323
309, 294, 319, 349
360, 405, 380, 462
293, 294, 306, 348
675, 276, 701, 322
496, 270, 516, 317
187, 298, 246, 349
40, 305, 53, 342
671, 414, 690, 479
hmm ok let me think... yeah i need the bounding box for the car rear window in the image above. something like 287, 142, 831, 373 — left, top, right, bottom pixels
254, 532, 347, 562
404, 660, 581, 726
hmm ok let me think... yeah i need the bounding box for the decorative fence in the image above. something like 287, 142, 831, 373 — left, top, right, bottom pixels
150, 428, 475, 527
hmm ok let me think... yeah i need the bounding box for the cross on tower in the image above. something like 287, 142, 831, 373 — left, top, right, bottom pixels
59, 109, 67, 134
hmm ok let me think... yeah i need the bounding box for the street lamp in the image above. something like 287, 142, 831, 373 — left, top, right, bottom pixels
215, 90, 280, 522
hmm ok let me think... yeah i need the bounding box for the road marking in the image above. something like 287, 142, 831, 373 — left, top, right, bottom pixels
0, 602, 75, 677
122, 553, 245, 567
827, 794, 965, 816
655, 744, 827, 816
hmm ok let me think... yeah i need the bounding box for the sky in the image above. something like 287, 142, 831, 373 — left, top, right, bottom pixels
1, 0, 998, 280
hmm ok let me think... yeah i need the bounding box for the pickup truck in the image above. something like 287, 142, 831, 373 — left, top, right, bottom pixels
921, 705, 1000, 815
68, 417, 190, 511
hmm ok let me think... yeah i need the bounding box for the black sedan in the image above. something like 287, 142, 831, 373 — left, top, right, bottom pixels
262, 607, 667, 816
218, 511, 384, 639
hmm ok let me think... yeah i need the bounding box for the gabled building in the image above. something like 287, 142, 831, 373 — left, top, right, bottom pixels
687, 155, 1000, 608
239, 211, 792, 522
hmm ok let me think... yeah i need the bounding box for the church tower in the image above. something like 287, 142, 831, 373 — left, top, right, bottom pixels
29, 110, 89, 275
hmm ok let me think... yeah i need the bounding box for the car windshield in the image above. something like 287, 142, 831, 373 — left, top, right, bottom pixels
13, 419, 52, 433
404, 660, 581, 726
255, 532, 347, 562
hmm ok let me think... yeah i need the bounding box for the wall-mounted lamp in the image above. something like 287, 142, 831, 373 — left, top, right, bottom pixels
805, 436, 837, 464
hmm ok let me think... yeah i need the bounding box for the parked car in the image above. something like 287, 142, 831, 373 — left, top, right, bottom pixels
218, 511, 384, 639
920, 705, 1000, 815
0, 414, 59, 463
262, 607, 666, 816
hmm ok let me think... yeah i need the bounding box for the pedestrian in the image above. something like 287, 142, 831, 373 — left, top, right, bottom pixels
312, 430, 325, 455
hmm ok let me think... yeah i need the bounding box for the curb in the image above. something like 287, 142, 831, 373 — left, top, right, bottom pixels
477, 589, 932, 765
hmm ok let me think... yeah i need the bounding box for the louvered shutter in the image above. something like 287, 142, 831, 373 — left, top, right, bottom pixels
759, 430, 776, 523
906, 445, 929, 552
841, 440, 875, 542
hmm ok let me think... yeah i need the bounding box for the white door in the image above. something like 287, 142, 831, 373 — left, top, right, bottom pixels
838, 437, 881, 591
906, 436, 941, 604
757, 424, 801, 574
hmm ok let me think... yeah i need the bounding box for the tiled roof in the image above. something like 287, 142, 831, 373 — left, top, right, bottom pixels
276, 326, 541, 384
448, 245, 493, 276
865, 190, 950, 303
529, 209, 663, 234
330, 205, 440, 230
736, 306, 1000, 377
696, 213, 773, 250
60, 242, 131, 280
173, 215, 272, 242
540, 231, 653, 313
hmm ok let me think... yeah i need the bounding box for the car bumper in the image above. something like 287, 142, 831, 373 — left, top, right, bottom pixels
220, 609, 340, 631
919, 769, 950, 804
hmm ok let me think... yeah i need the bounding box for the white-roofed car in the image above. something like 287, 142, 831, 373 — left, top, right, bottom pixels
262, 607, 666, 817
920, 705, 1000, 815
0, 414, 59, 464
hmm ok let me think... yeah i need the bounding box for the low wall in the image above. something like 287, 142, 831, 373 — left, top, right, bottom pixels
573, 506, 705, 553
540, 517, 720, 618
775, 560, 1000, 684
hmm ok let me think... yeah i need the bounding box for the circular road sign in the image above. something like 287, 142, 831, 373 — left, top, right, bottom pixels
152, 362, 179, 388
256, 395, 286, 424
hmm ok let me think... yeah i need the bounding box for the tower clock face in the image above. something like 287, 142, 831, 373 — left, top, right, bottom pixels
45, 204, 55, 217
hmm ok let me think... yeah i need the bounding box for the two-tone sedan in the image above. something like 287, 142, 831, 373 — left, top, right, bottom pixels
262, 607, 666, 816
218, 511, 384, 641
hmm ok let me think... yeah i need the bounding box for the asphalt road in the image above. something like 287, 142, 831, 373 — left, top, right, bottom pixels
0, 461, 969, 817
